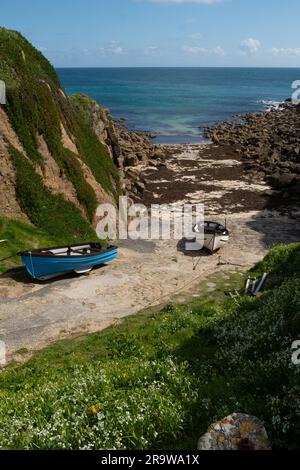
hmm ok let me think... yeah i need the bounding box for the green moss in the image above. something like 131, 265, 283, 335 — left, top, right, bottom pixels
69, 94, 96, 125
59, 149, 97, 222
9, 146, 96, 242
70, 94, 120, 199
15, 348, 29, 356
0, 28, 60, 89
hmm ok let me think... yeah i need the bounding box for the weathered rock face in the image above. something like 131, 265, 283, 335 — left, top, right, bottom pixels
197, 413, 272, 451
205, 103, 300, 200
0, 107, 30, 220
70, 94, 164, 199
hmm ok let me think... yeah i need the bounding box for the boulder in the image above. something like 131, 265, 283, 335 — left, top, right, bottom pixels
123, 153, 139, 167
135, 180, 146, 193
205, 103, 300, 190
136, 151, 149, 162
267, 173, 297, 188
197, 413, 271, 451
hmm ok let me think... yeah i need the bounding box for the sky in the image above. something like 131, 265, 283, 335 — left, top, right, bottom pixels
1, 0, 300, 67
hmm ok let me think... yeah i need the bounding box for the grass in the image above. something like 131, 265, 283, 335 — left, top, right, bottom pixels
15, 348, 29, 356
0, 242, 299, 450
9, 147, 96, 243
0, 216, 61, 274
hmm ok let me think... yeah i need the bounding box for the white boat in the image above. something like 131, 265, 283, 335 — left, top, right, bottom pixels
192, 221, 230, 253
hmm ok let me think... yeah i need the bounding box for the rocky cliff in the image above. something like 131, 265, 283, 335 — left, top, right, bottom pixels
0, 28, 159, 242
70, 93, 165, 199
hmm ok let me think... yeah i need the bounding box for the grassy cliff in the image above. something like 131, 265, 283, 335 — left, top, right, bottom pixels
0, 28, 120, 248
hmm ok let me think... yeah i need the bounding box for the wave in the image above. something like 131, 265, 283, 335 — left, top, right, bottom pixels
261, 100, 284, 111
153, 128, 200, 137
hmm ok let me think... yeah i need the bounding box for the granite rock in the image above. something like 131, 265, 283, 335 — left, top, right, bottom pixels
197, 413, 272, 451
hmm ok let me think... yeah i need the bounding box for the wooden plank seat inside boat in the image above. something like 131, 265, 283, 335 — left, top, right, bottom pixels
40, 245, 104, 257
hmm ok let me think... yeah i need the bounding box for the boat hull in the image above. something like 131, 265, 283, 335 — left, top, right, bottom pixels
189, 233, 225, 252
20, 244, 118, 280
191, 221, 230, 254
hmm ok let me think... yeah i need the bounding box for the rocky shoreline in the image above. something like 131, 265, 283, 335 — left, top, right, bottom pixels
118, 102, 299, 220
74, 94, 300, 214
205, 102, 300, 201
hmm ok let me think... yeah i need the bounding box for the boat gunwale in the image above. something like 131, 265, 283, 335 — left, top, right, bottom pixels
18, 243, 118, 259
193, 221, 230, 236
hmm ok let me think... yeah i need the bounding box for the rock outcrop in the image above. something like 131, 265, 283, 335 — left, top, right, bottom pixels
197, 413, 272, 450
205, 103, 300, 202
70, 93, 164, 199
0, 107, 30, 220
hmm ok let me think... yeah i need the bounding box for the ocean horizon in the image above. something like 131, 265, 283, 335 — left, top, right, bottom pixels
57, 67, 300, 144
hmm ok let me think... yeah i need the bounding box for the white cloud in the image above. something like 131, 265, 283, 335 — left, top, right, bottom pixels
106, 41, 124, 55
80, 42, 124, 58
111, 46, 124, 55
212, 46, 225, 56
189, 32, 203, 40
182, 45, 225, 56
144, 46, 159, 56
271, 47, 300, 58
148, 0, 222, 4
240, 38, 261, 55
182, 45, 207, 55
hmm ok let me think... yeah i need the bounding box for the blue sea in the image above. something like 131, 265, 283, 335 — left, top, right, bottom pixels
57, 68, 300, 144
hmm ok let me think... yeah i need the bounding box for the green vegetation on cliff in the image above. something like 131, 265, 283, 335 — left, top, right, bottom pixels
0, 27, 119, 237
0, 243, 299, 450
9, 147, 96, 241
0, 217, 60, 274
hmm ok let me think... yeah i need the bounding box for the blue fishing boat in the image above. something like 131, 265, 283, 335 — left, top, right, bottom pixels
19, 243, 118, 280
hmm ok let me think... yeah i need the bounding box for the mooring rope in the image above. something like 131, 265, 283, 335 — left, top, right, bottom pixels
0, 253, 19, 263
191, 233, 215, 271
217, 256, 247, 268
144, 271, 210, 310
144, 253, 226, 310
0, 240, 20, 263
29, 251, 36, 279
